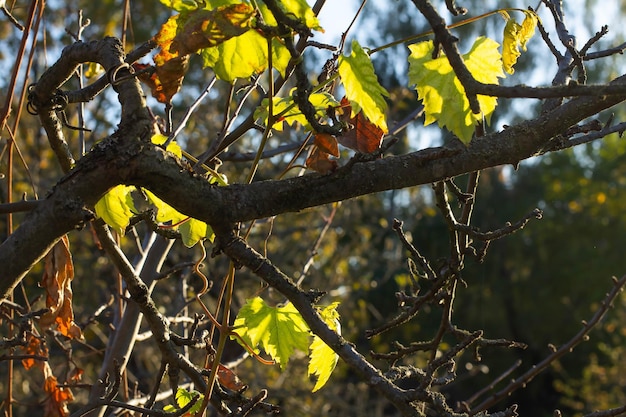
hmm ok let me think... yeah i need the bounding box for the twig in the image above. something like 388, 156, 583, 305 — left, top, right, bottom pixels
470, 275, 626, 414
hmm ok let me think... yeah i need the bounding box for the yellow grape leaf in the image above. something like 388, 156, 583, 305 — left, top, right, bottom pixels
143, 190, 214, 247
95, 185, 136, 235
500, 10, 538, 74
159, 0, 199, 12
180, 218, 214, 247
408, 37, 504, 144
308, 302, 340, 392
201, 30, 290, 82
254, 89, 340, 131
232, 297, 310, 369
38, 236, 83, 340
257, 0, 323, 32
151, 133, 183, 157
338, 40, 389, 133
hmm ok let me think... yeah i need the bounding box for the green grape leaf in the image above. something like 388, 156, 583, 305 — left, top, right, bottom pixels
94, 185, 136, 235
159, 0, 199, 12
338, 40, 389, 133
180, 218, 214, 247
233, 297, 310, 369
254, 89, 340, 131
201, 30, 290, 82
163, 387, 204, 415
408, 36, 504, 144
308, 303, 340, 392
500, 10, 538, 74
258, 0, 323, 32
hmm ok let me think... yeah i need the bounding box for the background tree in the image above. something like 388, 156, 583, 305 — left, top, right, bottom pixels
2, 1, 626, 416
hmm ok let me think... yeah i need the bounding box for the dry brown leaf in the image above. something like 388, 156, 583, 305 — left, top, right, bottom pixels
43, 363, 74, 417
314, 133, 340, 157
305, 146, 338, 174
38, 235, 83, 340
217, 363, 247, 392
337, 97, 385, 153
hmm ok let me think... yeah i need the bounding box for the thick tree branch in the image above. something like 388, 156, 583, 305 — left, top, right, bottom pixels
2, 71, 626, 301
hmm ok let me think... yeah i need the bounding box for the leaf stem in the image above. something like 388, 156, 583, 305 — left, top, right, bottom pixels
368, 8, 533, 55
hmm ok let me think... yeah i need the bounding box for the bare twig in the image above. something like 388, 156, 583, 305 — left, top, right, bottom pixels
470, 275, 626, 414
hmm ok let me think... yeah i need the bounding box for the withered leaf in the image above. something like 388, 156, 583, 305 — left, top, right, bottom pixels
38, 235, 83, 340
305, 146, 338, 174
337, 97, 385, 154
313, 133, 339, 157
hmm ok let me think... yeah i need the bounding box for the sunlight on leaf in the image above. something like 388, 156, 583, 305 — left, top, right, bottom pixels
314, 133, 339, 157
336, 97, 385, 153
159, 0, 199, 12
21, 335, 47, 370
500, 10, 538, 74
151, 4, 255, 101
163, 387, 204, 415
257, 0, 323, 32
143, 190, 214, 247
338, 40, 389, 133
180, 217, 214, 247
408, 37, 504, 144
201, 30, 290, 82
305, 146, 338, 174
255, 89, 340, 131
308, 302, 340, 392
95, 185, 136, 235
233, 297, 310, 369
151, 133, 183, 157
43, 360, 74, 417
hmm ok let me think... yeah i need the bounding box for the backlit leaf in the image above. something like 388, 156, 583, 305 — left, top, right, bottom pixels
21, 335, 47, 370
258, 0, 323, 32
163, 387, 204, 415
408, 37, 504, 144
254, 89, 340, 131
159, 0, 199, 12
201, 30, 290, 82
305, 146, 338, 174
38, 236, 83, 341
233, 297, 310, 369
216, 363, 247, 391
501, 10, 538, 74
43, 365, 74, 417
179, 217, 214, 247
152, 4, 255, 101
151, 133, 183, 158
95, 185, 136, 235
308, 302, 340, 392
170, 4, 255, 56
144, 190, 214, 247
314, 133, 339, 157
336, 97, 385, 153
338, 40, 389, 133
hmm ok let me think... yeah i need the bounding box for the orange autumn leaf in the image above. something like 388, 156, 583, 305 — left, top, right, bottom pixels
43, 363, 74, 417
21, 335, 47, 370
314, 133, 339, 157
337, 97, 385, 154
305, 146, 338, 174
38, 235, 83, 340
